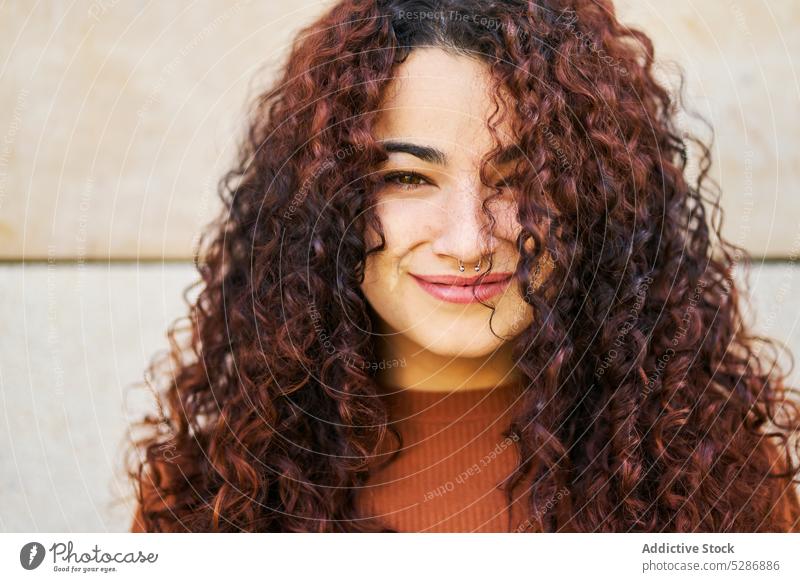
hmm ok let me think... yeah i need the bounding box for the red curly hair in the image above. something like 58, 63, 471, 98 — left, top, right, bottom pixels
128, 0, 800, 532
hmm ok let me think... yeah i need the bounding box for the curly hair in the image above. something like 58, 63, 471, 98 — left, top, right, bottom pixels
128, 0, 800, 532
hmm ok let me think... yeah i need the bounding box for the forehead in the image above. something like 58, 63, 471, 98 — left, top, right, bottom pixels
373, 48, 515, 161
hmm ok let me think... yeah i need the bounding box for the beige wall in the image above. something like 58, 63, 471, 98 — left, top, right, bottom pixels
1, 1, 799, 532
0, 1, 798, 259
0, 0, 334, 260
2, 261, 799, 531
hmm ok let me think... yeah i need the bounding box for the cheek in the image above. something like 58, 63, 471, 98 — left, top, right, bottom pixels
371, 198, 436, 258
361, 200, 433, 293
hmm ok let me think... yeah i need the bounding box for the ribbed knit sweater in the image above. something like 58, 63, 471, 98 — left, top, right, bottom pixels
357, 381, 533, 532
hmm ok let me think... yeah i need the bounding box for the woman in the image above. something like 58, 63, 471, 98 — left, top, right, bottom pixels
129, 0, 800, 532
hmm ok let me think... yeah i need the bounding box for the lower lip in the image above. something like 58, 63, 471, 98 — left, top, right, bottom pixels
411, 275, 513, 304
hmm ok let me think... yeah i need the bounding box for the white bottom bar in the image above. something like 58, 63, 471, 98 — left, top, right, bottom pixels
2, 533, 798, 581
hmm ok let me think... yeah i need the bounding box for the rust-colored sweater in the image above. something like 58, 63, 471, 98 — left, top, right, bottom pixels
357, 381, 533, 532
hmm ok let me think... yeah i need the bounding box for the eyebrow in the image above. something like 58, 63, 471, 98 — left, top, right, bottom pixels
381, 140, 522, 166
382, 140, 446, 165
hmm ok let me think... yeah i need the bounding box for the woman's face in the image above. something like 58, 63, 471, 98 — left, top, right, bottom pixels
361, 48, 545, 359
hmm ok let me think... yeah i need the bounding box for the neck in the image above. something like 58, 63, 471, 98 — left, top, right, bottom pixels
374, 331, 520, 392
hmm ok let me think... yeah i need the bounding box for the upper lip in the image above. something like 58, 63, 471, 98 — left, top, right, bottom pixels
410, 272, 513, 285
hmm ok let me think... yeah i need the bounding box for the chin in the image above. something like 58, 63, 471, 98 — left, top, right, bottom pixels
405, 328, 509, 359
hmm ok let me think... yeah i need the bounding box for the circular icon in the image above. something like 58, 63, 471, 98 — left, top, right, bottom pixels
20, 542, 46, 570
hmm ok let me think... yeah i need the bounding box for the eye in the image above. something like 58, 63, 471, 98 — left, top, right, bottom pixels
382, 171, 431, 190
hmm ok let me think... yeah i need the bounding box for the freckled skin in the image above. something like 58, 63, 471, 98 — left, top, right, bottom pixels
360, 49, 550, 390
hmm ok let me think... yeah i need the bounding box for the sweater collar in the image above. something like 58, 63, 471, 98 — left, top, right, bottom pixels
377, 380, 524, 424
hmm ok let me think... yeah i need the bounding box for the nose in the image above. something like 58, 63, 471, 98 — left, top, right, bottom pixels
430, 178, 495, 266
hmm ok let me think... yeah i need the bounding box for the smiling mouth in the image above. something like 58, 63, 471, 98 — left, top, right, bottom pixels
410, 272, 513, 304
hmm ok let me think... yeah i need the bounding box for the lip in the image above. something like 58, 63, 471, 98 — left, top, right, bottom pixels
410, 272, 514, 304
